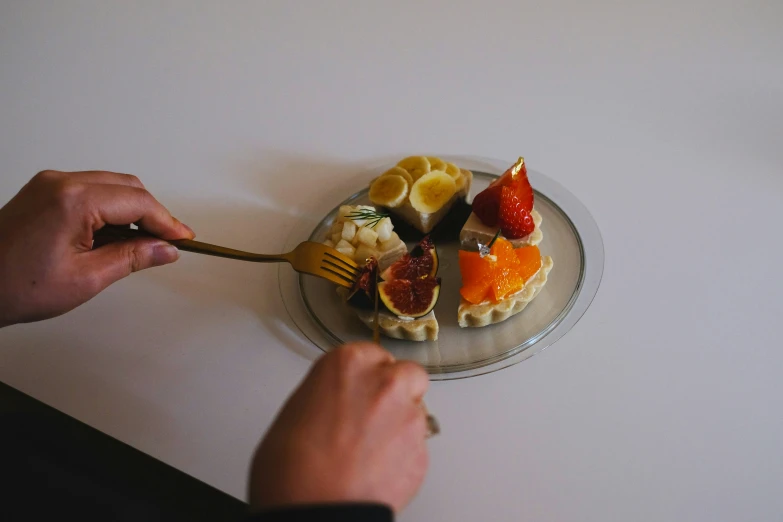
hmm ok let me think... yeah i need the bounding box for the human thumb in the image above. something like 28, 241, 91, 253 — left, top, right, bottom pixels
84, 238, 180, 294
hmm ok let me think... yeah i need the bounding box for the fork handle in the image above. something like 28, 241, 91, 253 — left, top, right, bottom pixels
93, 226, 288, 263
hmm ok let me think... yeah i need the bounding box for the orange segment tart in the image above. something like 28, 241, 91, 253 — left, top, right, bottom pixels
460, 157, 543, 250
369, 156, 472, 234
457, 237, 553, 328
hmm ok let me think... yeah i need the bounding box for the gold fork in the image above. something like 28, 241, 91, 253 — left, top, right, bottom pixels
372, 265, 440, 438
93, 225, 360, 288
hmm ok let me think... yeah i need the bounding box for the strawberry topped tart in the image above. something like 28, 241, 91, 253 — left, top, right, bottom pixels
460, 157, 543, 250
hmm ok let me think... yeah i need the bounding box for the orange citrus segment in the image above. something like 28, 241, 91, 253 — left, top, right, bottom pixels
459, 251, 494, 286
458, 250, 494, 304
490, 237, 522, 270
460, 283, 491, 304
459, 238, 543, 304
515, 245, 542, 282
491, 267, 525, 302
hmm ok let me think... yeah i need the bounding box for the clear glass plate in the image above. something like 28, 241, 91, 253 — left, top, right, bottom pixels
279, 156, 603, 380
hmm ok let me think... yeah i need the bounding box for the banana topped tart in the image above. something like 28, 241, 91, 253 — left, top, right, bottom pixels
337, 237, 441, 341
460, 157, 543, 250
369, 156, 472, 234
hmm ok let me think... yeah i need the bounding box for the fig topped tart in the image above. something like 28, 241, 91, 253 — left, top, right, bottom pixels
337, 237, 441, 341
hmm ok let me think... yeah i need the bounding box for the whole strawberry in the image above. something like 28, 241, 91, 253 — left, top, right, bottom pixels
473, 157, 534, 228
506, 175, 533, 213
471, 185, 503, 227
498, 186, 535, 239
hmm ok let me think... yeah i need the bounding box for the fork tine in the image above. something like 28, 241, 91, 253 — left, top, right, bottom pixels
323, 258, 359, 279
323, 250, 360, 273
318, 266, 354, 288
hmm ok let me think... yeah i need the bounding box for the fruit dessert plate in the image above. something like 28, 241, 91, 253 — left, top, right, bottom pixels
327, 157, 553, 340
283, 155, 604, 378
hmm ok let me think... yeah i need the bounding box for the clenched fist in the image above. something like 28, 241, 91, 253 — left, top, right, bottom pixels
249, 342, 430, 513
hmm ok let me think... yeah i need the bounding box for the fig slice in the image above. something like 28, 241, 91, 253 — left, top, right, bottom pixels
378, 276, 441, 318
380, 236, 439, 282
346, 257, 378, 309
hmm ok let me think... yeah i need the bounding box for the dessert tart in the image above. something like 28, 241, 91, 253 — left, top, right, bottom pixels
337, 237, 441, 341
342, 305, 439, 342
323, 205, 407, 271
457, 237, 553, 328
369, 156, 472, 234
459, 157, 543, 250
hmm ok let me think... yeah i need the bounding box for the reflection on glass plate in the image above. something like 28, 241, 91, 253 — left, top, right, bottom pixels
279, 156, 603, 380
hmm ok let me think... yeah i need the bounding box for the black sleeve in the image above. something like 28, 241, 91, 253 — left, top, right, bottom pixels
248, 503, 393, 522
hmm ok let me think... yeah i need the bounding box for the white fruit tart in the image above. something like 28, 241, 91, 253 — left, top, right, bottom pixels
323, 205, 407, 271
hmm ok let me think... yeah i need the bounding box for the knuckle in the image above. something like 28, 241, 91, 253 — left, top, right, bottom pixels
396, 361, 429, 389
397, 360, 428, 380
334, 343, 364, 370
137, 188, 157, 209
125, 174, 143, 188
122, 243, 146, 273
53, 180, 85, 208
378, 365, 408, 397
33, 170, 59, 183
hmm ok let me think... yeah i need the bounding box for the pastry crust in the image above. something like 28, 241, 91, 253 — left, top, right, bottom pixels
382, 169, 473, 234
350, 308, 438, 341
376, 240, 407, 271
337, 288, 438, 341
459, 209, 543, 250
457, 256, 554, 328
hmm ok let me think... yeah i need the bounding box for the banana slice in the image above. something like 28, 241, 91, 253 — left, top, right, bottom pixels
369, 174, 409, 208
379, 166, 413, 187
397, 156, 430, 180
454, 171, 467, 193
409, 170, 457, 214
426, 156, 447, 172
444, 162, 461, 180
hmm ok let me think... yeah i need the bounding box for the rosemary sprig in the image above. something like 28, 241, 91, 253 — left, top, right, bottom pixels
487, 229, 502, 248
345, 209, 389, 228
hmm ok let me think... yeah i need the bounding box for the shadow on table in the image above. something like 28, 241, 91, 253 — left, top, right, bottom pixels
140, 150, 395, 362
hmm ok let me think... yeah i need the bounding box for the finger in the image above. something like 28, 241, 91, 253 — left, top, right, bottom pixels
63, 170, 146, 188
338, 342, 396, 366
313, 342, 395, 378
83, 238, 180, 293
83, 184, 194, 240
389, 360, 430, 401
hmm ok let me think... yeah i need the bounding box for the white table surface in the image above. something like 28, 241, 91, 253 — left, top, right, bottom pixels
1, 1, 782, 520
